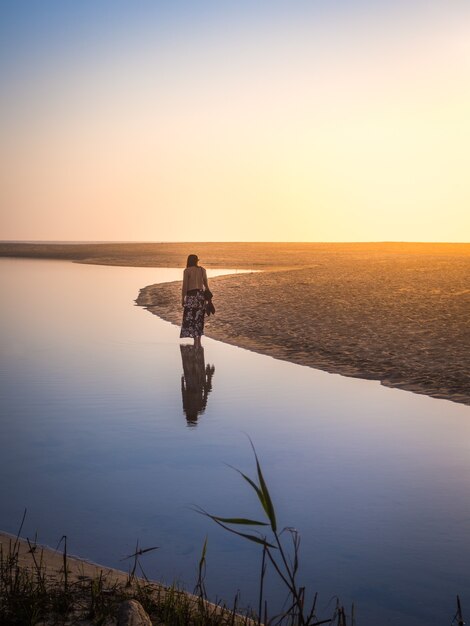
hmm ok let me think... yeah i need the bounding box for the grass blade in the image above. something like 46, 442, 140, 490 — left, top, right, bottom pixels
228, 465, 268, 514
250, 441, 277, 532
209, 516, 269, 526
194, 506, 276, 548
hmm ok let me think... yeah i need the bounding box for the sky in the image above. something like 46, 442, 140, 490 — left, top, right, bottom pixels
1, 1, 469, 242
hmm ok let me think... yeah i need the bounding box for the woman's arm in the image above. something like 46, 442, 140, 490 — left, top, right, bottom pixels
202, 267, 209, 291
182, 269, 188, 306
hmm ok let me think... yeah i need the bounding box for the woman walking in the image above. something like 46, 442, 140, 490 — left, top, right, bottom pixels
180, 254, 210, 348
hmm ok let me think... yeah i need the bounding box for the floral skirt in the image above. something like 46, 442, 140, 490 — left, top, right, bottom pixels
180, 290, 205, 338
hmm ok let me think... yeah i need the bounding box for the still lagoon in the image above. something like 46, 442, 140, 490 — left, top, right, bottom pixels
1, 258, 469, 625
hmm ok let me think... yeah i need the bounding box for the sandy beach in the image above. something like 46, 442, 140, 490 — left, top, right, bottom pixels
2, 242, 469, 405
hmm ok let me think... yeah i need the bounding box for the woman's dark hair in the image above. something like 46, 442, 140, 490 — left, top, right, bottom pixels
186, 254, 199, 267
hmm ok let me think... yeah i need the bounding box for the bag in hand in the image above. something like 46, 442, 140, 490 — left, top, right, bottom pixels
204, 289, 215, 316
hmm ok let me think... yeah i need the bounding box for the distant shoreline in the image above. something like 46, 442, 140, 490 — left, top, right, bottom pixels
1, 241, 469, 269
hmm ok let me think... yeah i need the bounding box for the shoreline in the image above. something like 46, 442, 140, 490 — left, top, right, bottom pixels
0, 530, 133, 586
0, 530, 255, 625
136, 257, 470, 407
2, 241, 470, 270
2, 242, 469, 406
137, 277, 470, 406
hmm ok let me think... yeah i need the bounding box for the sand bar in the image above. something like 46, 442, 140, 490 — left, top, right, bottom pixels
2, 242, 469, 405
1, 241, 470, 268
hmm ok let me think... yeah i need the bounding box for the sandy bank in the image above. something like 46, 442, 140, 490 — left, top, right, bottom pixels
0, 531, 254, 625
0, 530, 139, 625
0, 531, 131, 585
137, 250, 470, 406
0, 531, 139, 601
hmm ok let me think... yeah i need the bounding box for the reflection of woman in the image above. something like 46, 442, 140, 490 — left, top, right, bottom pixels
180, 345, 215, 426
180, 254, 210, 348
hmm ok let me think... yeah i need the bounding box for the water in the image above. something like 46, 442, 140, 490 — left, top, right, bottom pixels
0, 258, 469, 625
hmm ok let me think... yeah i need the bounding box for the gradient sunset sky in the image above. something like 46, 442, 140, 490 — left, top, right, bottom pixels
1, 1, 469, 242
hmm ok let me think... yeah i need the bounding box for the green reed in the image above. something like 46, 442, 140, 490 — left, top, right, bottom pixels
195, 440, 355, 626
1, 455, 466, 625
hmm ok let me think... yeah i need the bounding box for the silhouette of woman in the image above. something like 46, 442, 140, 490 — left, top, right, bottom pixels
180, 345, 215, 426
180, 254, 210, 348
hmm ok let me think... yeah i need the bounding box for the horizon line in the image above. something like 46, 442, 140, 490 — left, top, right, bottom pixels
1, 240, 470, 246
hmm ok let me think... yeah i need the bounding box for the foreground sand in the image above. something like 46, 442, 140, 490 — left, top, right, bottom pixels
2, 242, 469, 405
0, 531, 253, 625
0, 531, 131, 588
0, 530, 136, 625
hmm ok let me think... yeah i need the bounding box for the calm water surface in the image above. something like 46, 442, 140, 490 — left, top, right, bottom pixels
1, 259, 469, 625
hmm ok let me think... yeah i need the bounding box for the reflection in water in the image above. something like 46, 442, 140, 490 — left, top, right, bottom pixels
180, 345, 215, 426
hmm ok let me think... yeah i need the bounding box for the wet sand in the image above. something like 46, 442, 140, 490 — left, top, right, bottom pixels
135, 246, 470, 406
2, 242, 469, 405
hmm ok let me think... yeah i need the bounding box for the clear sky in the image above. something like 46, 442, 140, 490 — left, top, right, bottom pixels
1, 1, 469, 242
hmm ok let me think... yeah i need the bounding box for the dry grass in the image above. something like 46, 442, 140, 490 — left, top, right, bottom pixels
0, 528, 256, 626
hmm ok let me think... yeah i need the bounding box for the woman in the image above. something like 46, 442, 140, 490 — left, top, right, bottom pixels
180, 254, 210, 347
